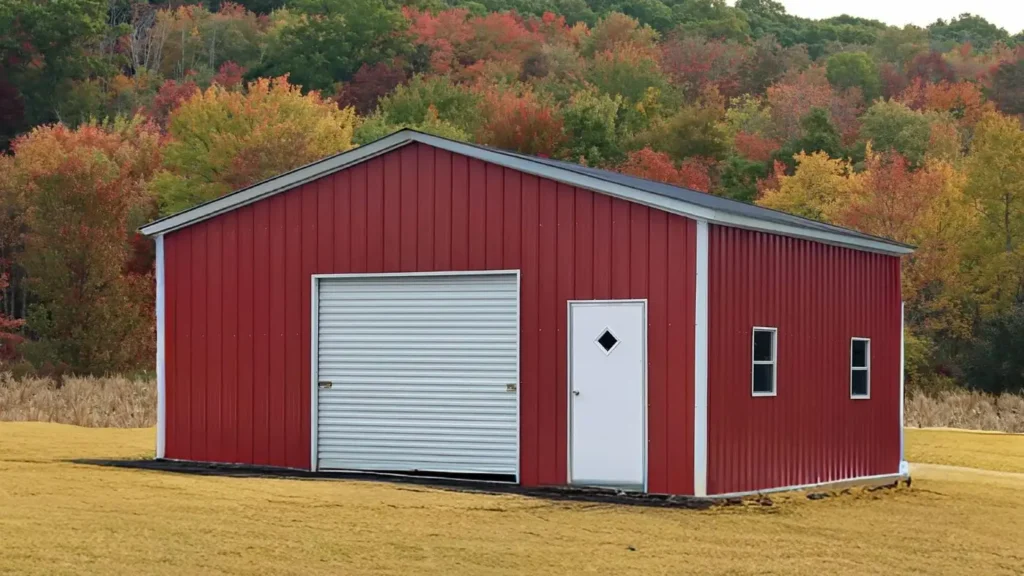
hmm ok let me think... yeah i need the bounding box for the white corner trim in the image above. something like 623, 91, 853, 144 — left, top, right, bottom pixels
899, 301, 906, 473
155, 234, 166, 460
310, 275, 319, 472
693, 220, 709, 497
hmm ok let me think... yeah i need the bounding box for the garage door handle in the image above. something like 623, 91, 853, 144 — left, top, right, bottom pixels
318, 381, 332, 389
572, 390, 580, 396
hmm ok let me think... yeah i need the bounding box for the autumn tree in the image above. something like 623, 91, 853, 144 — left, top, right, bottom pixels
0, 273, 23, 361
12, 119, 162, 374
765, 66, 861, 145
153, 76, 357, 214
616, 148, 711, 192
475, 87, 566, 157
336, 62, 408, 115
661, 33, 748, 100
988, 59, 1024, 116
963, 112, 1024, 310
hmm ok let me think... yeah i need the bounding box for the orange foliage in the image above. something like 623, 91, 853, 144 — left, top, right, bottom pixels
403, 8, 474, 74
616, 148, 712, 192
898, 79, 992, 126
766, 66, 861, 145
832, 151, 970, 303
475, 88, 565, 157
403, 8, 541, 75
734, 131, 780, 162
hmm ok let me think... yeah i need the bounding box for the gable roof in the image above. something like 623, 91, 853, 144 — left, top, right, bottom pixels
140, 129, 913, 256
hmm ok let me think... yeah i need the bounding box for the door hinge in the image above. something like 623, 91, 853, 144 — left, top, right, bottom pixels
506, 383, 517, 392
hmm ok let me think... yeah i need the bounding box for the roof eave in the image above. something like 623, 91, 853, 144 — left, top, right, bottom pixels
140, 129, 914, 256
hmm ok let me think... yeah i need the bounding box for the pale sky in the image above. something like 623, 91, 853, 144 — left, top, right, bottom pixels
765, 1, 1024, 34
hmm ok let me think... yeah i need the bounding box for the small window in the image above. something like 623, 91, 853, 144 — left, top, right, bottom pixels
752, 327, 777, 396
851, 338, 870, 399
595, 327, 620, 354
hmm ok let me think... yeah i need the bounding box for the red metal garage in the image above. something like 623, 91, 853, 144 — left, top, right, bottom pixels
141, 130, 912, 497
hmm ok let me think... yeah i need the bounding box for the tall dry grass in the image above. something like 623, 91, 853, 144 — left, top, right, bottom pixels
905, 390, 1024, 433
1, 372, 1022, 432
0, 373, 156, 428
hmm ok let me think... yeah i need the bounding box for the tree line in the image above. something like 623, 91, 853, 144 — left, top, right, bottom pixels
2, 0, 1024, 394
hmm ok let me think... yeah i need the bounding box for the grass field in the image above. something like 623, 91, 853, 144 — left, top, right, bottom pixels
1, 424, 1022, 575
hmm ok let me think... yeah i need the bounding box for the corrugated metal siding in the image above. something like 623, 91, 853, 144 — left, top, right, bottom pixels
706, 225, 902, 495
315, 273, 519, 475
163, 142, 696, 493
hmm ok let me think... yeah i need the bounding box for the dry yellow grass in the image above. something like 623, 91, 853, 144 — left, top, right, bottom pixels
906, 390, 1024, 433
905, 427, 1024, 474
1, 424, 1023, 575
0, 373, 155, 427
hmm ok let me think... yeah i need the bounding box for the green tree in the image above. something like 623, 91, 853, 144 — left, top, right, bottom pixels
860, 100, 952, 167
928, 13, 1010, 51
0, 0, 108, 147
253, 0, 410, 91
825, 51, 880, 101
376, 75, 482, 133
773, 108, 844, 171
561, 89, 624, 166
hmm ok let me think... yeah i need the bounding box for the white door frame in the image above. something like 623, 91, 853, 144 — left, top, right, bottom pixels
566, 299, 648, 492
310, 269, 521, 483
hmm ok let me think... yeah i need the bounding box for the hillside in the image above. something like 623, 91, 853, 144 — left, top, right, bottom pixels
2, 1, 1024, 395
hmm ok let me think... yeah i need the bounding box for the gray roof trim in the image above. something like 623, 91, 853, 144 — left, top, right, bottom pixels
140, 130, 913, 256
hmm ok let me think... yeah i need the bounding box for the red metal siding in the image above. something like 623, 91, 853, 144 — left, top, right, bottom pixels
706, 225, 902, 495
162, 143, 697, 494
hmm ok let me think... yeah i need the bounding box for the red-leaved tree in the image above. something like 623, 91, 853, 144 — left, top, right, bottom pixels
12, 119, 162, 374
475, 88, 565, 157
616, 148, 712, 192
0, 272, 23, 362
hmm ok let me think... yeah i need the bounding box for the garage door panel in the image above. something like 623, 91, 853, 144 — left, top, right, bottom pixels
315, 273, 519, 477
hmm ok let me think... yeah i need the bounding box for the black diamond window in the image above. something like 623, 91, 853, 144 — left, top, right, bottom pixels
597, 329, 619, 353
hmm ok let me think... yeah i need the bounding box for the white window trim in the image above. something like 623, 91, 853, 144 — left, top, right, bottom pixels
751, 327, 778, 397
851, 337, 871, 399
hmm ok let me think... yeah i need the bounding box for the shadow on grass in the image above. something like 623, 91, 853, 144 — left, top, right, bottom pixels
69, 457, 717, 510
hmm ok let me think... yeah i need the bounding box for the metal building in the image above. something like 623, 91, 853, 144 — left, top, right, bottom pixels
140, 130, 913, 497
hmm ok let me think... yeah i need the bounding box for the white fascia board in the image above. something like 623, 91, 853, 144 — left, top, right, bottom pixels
712, 212, 914, 256
139, 133, 414, 236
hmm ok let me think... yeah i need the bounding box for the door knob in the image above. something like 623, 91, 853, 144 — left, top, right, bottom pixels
572, 390, 580, 396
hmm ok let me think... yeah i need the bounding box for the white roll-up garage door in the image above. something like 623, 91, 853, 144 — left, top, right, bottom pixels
313, 272, 519, 478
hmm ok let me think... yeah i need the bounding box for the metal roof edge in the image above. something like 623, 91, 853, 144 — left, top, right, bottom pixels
140, 129, 913, 256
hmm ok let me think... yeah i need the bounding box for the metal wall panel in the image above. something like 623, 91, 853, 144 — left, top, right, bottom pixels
163, 143, 696, 493
315, 273, 519, 475
706, 225, 902, 495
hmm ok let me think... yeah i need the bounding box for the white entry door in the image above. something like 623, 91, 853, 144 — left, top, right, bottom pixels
569, 300, 646, 490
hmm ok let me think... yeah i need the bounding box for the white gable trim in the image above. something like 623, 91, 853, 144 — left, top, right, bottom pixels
140, 130, 913, 256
